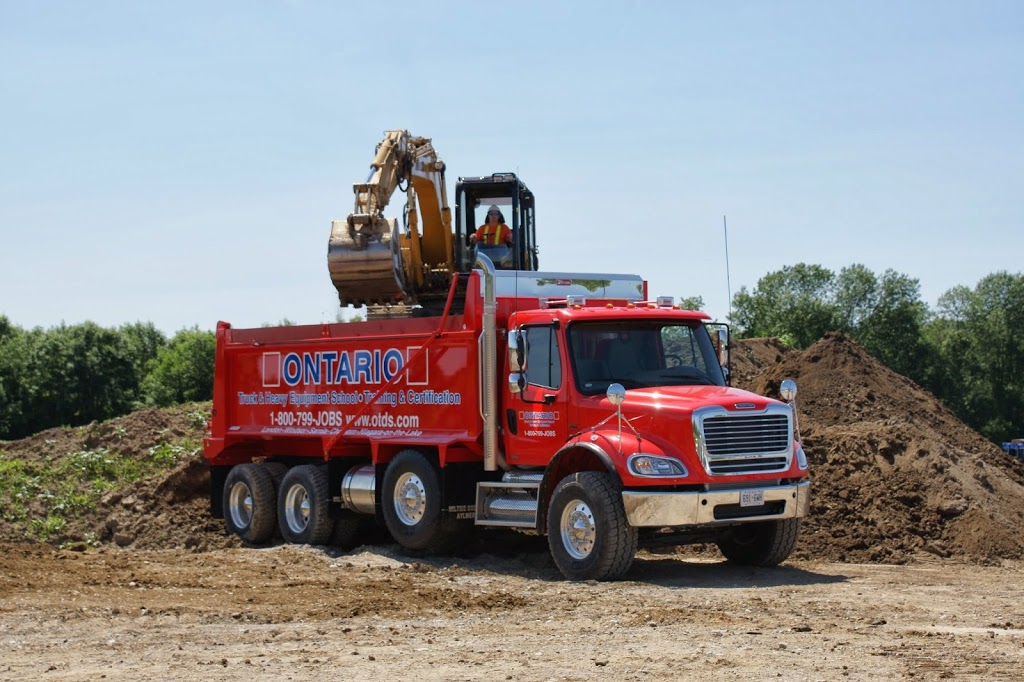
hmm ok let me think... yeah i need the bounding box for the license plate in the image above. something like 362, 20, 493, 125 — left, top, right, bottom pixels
740, 489, 764, 507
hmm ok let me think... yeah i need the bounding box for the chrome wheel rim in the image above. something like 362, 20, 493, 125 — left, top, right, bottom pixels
560, 499, 596, 559
393, 472, 426, 526
284, 484, 311, 534
228, 481, 253, 529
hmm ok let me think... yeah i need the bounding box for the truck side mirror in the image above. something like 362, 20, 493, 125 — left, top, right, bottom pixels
717, 327, 730, 379
780, 378, 797, 402
606, 383, 626, 406
509, 372, 524, 395
706, 323, 731, 384
507, 329, 524, 372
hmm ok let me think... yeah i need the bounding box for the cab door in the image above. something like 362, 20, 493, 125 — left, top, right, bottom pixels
503, 324, 569, 467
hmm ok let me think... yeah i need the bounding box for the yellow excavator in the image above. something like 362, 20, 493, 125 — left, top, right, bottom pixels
327, 130, 538, 312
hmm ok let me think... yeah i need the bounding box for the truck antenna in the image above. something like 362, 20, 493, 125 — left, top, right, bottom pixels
723, 215, 733, 322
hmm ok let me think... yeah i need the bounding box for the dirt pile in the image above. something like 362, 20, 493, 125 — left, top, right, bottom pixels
2, 404, 202, 467
97, 455, 239, 552
729, 336, 794, 387
736, 333, 1024, 563
0, 403, 236, 552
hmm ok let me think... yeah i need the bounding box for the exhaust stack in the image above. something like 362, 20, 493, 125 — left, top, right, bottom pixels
476, 253, 499, 472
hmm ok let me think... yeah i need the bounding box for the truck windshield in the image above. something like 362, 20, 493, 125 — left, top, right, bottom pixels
567, 320, 726, 394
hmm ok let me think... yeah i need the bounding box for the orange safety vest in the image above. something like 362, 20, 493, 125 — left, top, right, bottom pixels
476, 223, 511, 246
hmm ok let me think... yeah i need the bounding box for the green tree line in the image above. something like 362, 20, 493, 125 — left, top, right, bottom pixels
731, 265, 1024, 444
0, 318, 214, 440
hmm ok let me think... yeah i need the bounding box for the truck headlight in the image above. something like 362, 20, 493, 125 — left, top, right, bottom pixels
628, 455, 687, 477
795, 444, 808, 470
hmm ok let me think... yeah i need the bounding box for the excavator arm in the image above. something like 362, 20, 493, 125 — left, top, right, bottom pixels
328, 130, 455, 306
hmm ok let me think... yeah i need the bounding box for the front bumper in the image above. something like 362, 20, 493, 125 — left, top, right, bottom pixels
622, 479, 810, 527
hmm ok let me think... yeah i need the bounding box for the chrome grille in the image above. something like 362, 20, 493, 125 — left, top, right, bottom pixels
695, 407, 792, 476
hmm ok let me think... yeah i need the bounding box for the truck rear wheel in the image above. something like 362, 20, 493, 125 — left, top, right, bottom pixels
329, 511, 368, 550
223, 464, 277, 545
277, 465, 334, 545
546, 471, 637, 581
717, 518, 801, 567
382, 450, 451, 552
263, 461, 288, 491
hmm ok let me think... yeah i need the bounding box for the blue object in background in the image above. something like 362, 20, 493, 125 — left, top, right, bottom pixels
1002, 442, 1024, 462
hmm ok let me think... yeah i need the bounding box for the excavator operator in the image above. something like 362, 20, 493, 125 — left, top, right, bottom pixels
472, 205, 513, 247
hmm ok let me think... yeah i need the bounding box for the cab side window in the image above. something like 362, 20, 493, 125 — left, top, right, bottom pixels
523, 326, 562, 389
661, 325, 709, 372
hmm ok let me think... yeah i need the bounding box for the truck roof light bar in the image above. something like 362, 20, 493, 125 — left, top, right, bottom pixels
539, 295, 587, 309
629, 297, 681, 310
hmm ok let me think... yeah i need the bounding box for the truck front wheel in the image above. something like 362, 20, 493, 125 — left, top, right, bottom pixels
547, 471, 637, 581
223, 464, 277, 545
716, 518, 801, 566
277, 465, 334, 545
382, 450, 451, 552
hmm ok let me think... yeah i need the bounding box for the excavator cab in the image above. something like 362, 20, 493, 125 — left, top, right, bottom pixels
329, 130, 539, 312
455, 173, 538, 272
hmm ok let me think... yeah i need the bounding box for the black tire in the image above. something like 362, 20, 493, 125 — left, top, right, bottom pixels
261, 462, 289, 541
223, 464, 277, 545
263, 461, 288, 491
329, 511, 368, 550
546, 471, 638, 581
277, 465, 334, 545
381, 450, 452, 551
717, 518, 801, 567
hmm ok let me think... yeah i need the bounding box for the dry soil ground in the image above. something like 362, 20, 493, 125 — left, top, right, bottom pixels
1, 541, 1023, 681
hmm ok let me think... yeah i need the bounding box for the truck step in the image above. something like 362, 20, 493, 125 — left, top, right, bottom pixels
499, 471, 543, 486
475, 472, 543, 528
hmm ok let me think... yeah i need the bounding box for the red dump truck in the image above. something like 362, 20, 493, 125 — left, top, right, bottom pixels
204, 258, 810, 580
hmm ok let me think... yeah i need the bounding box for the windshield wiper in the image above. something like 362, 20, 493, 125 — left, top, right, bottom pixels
662, 376, 716, 386
658, 368, 715, 385
604, 377, 644, 389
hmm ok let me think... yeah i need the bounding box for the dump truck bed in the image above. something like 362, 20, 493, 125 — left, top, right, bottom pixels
203, 312, 484, 467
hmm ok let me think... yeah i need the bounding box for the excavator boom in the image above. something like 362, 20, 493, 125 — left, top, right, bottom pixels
327, 130, 453, 307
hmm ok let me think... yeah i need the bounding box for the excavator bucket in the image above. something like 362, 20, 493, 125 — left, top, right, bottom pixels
327, 217, 406, 306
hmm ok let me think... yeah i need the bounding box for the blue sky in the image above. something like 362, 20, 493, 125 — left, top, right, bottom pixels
1, 1, 1021, 334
